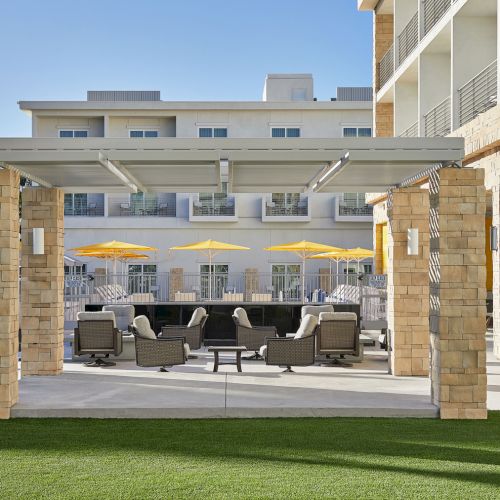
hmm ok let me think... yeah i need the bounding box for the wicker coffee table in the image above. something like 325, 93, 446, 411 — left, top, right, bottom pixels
208, 346, 246, 373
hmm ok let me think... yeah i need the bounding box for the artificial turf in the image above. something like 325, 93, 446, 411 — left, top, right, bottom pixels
0, 415, 499, 499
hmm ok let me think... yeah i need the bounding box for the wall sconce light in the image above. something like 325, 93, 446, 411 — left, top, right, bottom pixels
407, 228, 419, 256
491, 226, 498, 252
33, 228, 45, 255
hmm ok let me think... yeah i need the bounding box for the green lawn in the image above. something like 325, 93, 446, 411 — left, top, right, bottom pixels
0, 415, 499, 499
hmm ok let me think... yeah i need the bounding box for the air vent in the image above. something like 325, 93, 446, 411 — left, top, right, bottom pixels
87, 91, 161, 102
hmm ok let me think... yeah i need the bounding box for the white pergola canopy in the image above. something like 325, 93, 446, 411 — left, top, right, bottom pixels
0, 137, 464, 193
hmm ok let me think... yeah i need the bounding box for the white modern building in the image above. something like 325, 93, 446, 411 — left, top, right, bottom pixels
19, 74, 374, 281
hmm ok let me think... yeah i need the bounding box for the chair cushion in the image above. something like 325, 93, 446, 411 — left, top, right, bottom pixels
133, 315, 156, 340
301, 305, 334, 318
320, 312, 358, 322
233, 307, 252, 328
187, 307, 207, 328
259, 345, 267, 359
103, 305, 135, 331
184, 343, 191, 357
77, 311, 116, 327
294, 314, 318, 339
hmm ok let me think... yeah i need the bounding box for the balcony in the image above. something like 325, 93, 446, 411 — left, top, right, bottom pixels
189, 193, 238, 222
109, 194, 176, 217
379, 44, 394, 89
424, 96, 451, 137
262, 194, 311, 222
399, 121, 419, 138
335, 194, 373, 222
423, 0, 452, 36
397, 11, 419, 67
458, 60, 497, 128
64, 194, 104, 216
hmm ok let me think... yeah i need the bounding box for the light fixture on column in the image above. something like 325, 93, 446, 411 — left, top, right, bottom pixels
491, 226, 498, 251
407, 228, 419, 256
33, 227, 45, 255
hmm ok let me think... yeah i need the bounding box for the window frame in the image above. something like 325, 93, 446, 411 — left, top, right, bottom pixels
197, 127, 228, 138
58, 129, 89, 138
342, 126, 372, 138
128, 129, 159, 138
270, 127, 301, 138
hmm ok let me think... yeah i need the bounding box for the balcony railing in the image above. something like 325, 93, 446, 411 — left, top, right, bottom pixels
423, 0, 452, 36
398, 11, 419, 67
192, 195, 236, 217
262, 195, 310, 221
338, 204, 373, 217
458, 60, 498, 128
112, 201, 176, 217
336, 194, 373, 220
379, 44, 394, 89
399, 121, 419, 138
64, 205, 104, 216
424, 96, 451, 137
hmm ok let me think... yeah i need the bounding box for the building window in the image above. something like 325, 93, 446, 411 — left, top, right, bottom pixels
129, 130, 159, 138
200, 264, 229, 299
64, 264, 87, 276
271, 264, 301, 301
59, 130, 88, 138
342, 127, 372, 138
271, 127, 301, 138
198, 127, 228, 138
128, 264, 157, 294
64, 193, 88, 215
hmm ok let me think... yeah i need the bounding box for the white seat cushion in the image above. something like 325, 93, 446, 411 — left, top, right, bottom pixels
133, 315, 156, 340
77, 311, 116, 327
301, 305, 334, 318
184, 343, 191, 357
259, 345, 267, 359
294, 314, 318, 339
233, 307, 252, 329
321, 312, 358, 322
187, 307, 207, 328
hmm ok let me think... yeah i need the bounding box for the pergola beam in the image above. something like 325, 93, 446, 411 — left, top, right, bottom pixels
97, 154, 142, 193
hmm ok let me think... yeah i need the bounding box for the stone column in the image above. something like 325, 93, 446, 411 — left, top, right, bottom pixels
429, 168, 487, 419
492, 184, 500, 358
245, 268, 259, 301
0, 170, 20, 419
21, 188, 64, 376
169, 267, 184, 301
386, 187, 430, 376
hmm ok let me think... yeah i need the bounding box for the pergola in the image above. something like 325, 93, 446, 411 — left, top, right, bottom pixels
0, 136, 487, 419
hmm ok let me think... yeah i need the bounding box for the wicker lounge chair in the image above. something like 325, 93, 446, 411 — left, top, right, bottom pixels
300, 304, 334, 319
160, 307, 208, 352
132, 315, 189, 372
232, 307, 277, 360
259, 314, 318, 372
103, 304, 135, 333
74, 311, 123, 367
316, 312, 359, 366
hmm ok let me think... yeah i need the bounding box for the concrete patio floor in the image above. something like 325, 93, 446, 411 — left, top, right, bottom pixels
11, 333, 500, 419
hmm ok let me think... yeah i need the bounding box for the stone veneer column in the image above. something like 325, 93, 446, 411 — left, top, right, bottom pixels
386, 187, 430, 376
169, 268, 184, 301
21, 188, 64, 376
492, 184, 500, 358
429, 168, 487, 419
0, 170, 20, 419
245, 268, 259, 301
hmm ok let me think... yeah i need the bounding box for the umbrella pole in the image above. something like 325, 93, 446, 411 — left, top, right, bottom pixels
209, 251, 212, 301
329, 259, 332, 295
302, 254, 306, 304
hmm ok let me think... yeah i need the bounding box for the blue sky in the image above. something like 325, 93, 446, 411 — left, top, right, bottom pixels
0, 0, 372, 136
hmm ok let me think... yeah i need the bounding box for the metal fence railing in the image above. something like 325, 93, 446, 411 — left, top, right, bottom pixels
424, 96, 451, 137
379, 44, 394, 88
110, 200, 176, 217
398, 11, 419, 67
64, 272, 387, 324
64, 205, 105, 216
399, 121, 419, 138
192, 195, 236, 216
423, 0, 452, 36
264, 197, 309, 217
458, 60, 497, 128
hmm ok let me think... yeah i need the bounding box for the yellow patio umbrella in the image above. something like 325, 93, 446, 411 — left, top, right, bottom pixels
71, 240, 158, 274
312, 248, 374, 274
308, 248, 347, 290
264, 241, 343, 302
75, 251, 150, 274
345, 247, 374, 274
170, 239, 250, 300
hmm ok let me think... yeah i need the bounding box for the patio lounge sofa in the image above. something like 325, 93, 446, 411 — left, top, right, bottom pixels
259, 314, 318, 372
316, 312, 359, 367
232, 307, 277, 360
74, 311, 123, 367
160, 307, 208, 351
132, 315, 190, 372
301, 304, 334, 318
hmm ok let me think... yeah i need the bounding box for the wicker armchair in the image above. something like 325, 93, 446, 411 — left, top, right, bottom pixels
316, 312, 359, 367
260, 314, 318, 372
74, 311, 122, 367
232, 307, 277, 360
160, 307, 208, 352
133, 315, 187, 372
